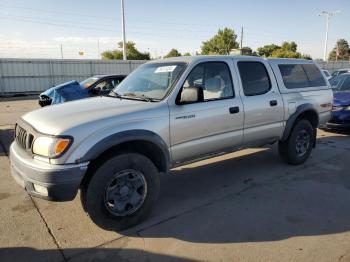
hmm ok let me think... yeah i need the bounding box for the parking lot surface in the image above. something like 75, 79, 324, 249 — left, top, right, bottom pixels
1, 98, 350, 262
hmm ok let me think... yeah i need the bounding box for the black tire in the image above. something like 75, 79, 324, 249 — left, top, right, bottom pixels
81, 153, 160, 231
278, 119, 315, 165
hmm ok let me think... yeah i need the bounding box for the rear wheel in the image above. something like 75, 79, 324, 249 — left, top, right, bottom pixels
279, 119, 315, 165
81, 153, 160, 231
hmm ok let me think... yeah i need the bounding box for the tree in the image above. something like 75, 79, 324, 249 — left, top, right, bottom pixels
257, 41, 311, 59
257, 44, 281, 57
241, 47, 257, 56
301, 54, 312, 60
183, 52, 191, 56
101, 41, 150, 60
281, 41, 297, 52
271, 49, 301, 59
328, 39, 350, 61
201, 28, 239, 55
164, 48, 181, 58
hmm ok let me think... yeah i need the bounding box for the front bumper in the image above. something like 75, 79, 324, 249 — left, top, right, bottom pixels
326, 109, 350, 130
326, 122, 350, 130
10, 142, 88, 201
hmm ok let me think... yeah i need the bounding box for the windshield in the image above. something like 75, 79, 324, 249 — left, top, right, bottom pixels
330, 75, 350, 92
113, 62, 186, 100
80, 77, 100, 88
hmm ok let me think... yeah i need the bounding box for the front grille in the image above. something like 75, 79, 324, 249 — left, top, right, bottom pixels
15, 125, 33, 150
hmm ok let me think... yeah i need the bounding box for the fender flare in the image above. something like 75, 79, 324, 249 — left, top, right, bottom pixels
80, 129, 171, 172
281, 103, 319, 141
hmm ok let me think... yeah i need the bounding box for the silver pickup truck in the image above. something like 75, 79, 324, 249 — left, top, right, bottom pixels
10, 56, 333, 230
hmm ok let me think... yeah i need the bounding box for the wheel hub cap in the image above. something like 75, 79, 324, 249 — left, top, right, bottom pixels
295, 130, 310, 157
104, 169, 147, 216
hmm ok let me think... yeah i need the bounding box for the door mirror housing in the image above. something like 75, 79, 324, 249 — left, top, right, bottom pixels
179, 86, 203, 104
91, 86, 101, 94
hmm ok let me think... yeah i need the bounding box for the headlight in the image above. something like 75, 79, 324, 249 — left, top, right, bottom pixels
32, 136, 72, 158
346, 106, 350, 110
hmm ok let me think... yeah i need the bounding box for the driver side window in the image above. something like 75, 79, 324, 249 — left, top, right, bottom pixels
96, 80, 113, 91
182, 62, 234, 102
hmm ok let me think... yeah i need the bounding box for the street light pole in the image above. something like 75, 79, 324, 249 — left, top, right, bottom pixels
323, 15, 329, 61
318, 10, 341, 61
121, 0, 127, 60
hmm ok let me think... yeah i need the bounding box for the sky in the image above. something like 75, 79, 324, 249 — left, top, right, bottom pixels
0, 0, 349, 60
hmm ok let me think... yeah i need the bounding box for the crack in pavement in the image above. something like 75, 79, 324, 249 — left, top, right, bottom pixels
31, 198, 68, 262
0, 136, 67, 262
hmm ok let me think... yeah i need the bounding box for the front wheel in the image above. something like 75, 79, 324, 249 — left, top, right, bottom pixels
279, 119, 315, 165
82, 153, 160, 231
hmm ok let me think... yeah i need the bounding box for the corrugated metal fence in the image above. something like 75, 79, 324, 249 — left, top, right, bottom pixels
0, 58, 145, 95
317, 61, 350, 73
1, 58, 350, 95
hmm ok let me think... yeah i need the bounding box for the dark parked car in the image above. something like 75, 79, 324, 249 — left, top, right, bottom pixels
327, 73, 350, 130
331, 68, 350, 78
39, 74, 126, 107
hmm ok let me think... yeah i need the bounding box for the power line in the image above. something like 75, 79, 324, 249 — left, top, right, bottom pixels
0, 12, 222, 35
0, 16, 212, 40
0, 12, 116, 28
0, 3, 230, 28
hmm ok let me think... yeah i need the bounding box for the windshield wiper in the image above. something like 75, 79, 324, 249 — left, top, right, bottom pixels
122, 92, 158, 102
107, 90, 123, 98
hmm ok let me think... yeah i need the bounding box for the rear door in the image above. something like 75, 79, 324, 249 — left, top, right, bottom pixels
234, 58, 284, 145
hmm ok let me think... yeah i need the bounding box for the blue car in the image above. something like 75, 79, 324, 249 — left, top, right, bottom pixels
327, 73, 350, 130
39, 74, 126, 107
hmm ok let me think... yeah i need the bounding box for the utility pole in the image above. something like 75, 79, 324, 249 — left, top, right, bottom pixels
121, 0, 127, 60
240, 27, 243, 55
318, 10, 341, 61
60, 44, 63, 59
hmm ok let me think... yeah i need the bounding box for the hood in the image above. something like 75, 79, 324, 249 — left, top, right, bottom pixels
21, 96, 163, 135
333, 91, 350, 107
41, 80, 81, 97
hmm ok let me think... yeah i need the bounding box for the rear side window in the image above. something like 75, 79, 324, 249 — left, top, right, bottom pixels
279, 64, 326, 89
238, 62, 271, 96
303, 64, 327, 86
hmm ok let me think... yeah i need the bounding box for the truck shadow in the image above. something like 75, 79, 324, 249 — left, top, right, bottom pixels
0, 247, 195, 262
119, 133, 350, 244
0, 129, 13, 156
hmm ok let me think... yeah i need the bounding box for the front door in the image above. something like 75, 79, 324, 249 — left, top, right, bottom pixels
169, 61, 244, 165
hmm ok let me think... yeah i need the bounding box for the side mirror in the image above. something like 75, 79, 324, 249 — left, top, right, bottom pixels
179, 86, 203, 104
91, 86, 101, 94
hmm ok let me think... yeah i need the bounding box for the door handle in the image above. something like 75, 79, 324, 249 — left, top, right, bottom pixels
229, 106, 240, 114
270, 100, 278, 106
